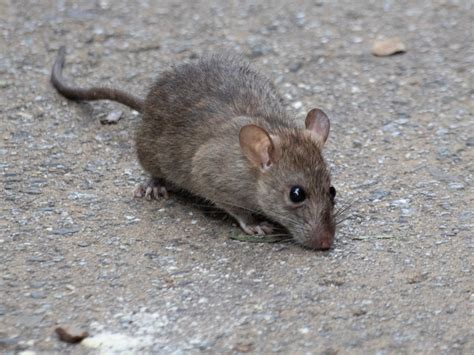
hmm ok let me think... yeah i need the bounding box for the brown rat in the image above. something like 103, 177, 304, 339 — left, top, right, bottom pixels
51, 46, 337, 250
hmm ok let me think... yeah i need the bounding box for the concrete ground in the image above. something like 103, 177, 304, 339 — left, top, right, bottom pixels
1, 0, 473, 353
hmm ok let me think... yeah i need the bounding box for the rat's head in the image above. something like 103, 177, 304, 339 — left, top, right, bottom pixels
239, 108, 336, 250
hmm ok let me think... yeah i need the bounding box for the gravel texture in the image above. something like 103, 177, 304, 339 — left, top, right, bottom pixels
1, 0, 473, 354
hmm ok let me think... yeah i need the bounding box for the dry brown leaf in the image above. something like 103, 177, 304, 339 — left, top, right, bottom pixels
233, 342, 254, 353
55, 326, 89, 344
372, 37, 406, 57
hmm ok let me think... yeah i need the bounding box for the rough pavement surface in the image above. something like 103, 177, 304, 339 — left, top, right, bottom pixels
1, 0, 473, 353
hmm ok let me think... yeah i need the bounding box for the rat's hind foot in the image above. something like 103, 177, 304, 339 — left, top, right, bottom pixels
134, 177, 169, 200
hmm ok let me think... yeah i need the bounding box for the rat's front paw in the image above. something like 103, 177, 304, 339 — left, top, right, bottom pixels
224, 207, 276, 235
134, 177, 169, 200
240, 221, 275, 235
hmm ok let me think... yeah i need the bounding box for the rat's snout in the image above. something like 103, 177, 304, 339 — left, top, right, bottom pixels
304, 227, 335, 250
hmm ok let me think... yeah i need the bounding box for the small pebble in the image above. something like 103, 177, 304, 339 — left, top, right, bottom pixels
0, 337, 19, 346
292, 101, 303, 109
52, 227, 80, 235
100, 110, 123, 124
0, 80, 11, 88
390, 199, 410, 208
369, 190, 390, 201
18, 351, 36, 355
448, 182, 464, 190
298, 327, 310, 334
22, 189, 42, 195
31, 291, 46, 299
289, 62, 303, 72
30, 281, 46, 289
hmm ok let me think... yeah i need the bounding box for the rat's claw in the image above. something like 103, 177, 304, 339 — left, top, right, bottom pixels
133, 184, 146, 198
134, 178, 168, 200
239, 224, 256, 235
259, 222, 274, 234
159, 186, 169, 199
145, 186, 154, 200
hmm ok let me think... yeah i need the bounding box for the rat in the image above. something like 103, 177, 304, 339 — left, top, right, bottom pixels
51, 46, 337, 250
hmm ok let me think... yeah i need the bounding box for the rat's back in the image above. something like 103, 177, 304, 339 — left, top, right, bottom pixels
144, 55, 290, 131
136, 55, 291, 190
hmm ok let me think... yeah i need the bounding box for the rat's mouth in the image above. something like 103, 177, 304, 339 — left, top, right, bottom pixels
301, 236, 333, 250
292, 224, 335, 250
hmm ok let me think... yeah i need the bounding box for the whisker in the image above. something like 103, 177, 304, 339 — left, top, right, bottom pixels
218, 201, 301, 225
335, 215, 353, 225
334, 203, 354, 217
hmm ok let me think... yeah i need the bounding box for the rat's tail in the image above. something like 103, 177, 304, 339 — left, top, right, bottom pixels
51, 46, 144, 113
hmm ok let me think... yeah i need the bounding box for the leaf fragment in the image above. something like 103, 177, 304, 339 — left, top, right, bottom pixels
351, 234, 396, 240
229, 234, 289, 243
372, 37, 406, 56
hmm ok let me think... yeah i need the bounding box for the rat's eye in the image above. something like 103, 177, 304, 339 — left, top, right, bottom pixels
289, 186, 306, 203
329, 186, 336, 199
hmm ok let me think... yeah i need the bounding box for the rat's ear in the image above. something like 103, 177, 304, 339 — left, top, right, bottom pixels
305, 108, 330, 146
239, 125, 277, 171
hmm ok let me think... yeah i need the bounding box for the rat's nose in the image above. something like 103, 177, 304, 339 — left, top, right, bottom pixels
305, 229, 334, 250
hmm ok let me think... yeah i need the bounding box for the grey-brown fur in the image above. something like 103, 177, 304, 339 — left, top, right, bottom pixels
137, 56, 289, 198
51, 49, 336, 250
